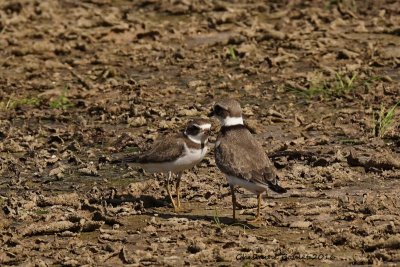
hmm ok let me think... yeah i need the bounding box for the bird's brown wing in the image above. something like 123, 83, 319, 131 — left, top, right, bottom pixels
215, 128, 277, 185
121, 134, 186, 164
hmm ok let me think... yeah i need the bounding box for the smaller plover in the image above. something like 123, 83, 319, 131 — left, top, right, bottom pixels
113, 118, 211, 211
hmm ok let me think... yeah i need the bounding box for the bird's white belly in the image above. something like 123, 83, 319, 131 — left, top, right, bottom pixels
226, 175, 268, 194
141, 146, 207, 173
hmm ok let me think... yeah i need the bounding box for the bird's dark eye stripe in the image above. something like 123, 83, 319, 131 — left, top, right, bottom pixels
186, 125, 200, 135
214, 105, 225, 115
189, 125, 199, 131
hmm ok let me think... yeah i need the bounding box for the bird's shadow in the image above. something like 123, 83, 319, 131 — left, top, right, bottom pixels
104, 194, 258, 229
141, 210, 258, 229
103, 194, 166, 208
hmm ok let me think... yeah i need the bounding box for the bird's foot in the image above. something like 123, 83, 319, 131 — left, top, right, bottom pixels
174, 205, 193, 213
247, 216, 262, 224
173, 206, 182, 213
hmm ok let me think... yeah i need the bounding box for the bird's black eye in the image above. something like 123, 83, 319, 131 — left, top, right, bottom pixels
186, 125, 200, 135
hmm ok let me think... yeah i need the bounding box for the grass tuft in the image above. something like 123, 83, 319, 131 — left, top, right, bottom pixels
213, 209, 251, 234
3, 97, 41, 109
373, 101, 399, 138
213, 209, 223, 230
49, 86, 74, 110
228, 46, 238, 61
287, 72, 363, 99
332, 72, 357, 96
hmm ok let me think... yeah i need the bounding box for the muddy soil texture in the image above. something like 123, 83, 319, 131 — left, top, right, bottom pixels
1, 0, 400, 266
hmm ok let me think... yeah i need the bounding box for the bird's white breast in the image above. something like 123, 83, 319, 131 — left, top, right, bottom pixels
173, 144, 208, 170
141, 144, 207, 173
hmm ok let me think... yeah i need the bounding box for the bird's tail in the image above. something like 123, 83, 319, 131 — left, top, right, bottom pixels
267, 181, 287, 194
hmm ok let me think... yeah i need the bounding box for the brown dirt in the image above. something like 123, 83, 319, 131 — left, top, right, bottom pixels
1, 0, 400, 266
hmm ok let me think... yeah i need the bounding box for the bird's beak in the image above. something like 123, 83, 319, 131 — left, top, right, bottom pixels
208, 109, 215, 117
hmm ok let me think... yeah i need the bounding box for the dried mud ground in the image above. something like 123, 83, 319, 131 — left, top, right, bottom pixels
1, 0, 400, 266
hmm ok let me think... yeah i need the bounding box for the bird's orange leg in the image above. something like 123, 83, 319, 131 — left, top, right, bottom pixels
165, 171, 178, 212
248, 193, 262, 223
175, 172, 182, 209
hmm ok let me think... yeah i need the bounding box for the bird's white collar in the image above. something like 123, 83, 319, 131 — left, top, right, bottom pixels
220, 116, 244, 126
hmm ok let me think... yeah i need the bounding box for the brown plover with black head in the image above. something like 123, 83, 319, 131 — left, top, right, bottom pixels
113, 118, 211, 212
209, 99, 287, 222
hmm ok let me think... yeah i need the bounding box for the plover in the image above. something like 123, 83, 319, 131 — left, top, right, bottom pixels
112, 118, 211, 212
209, 99, 287, 222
